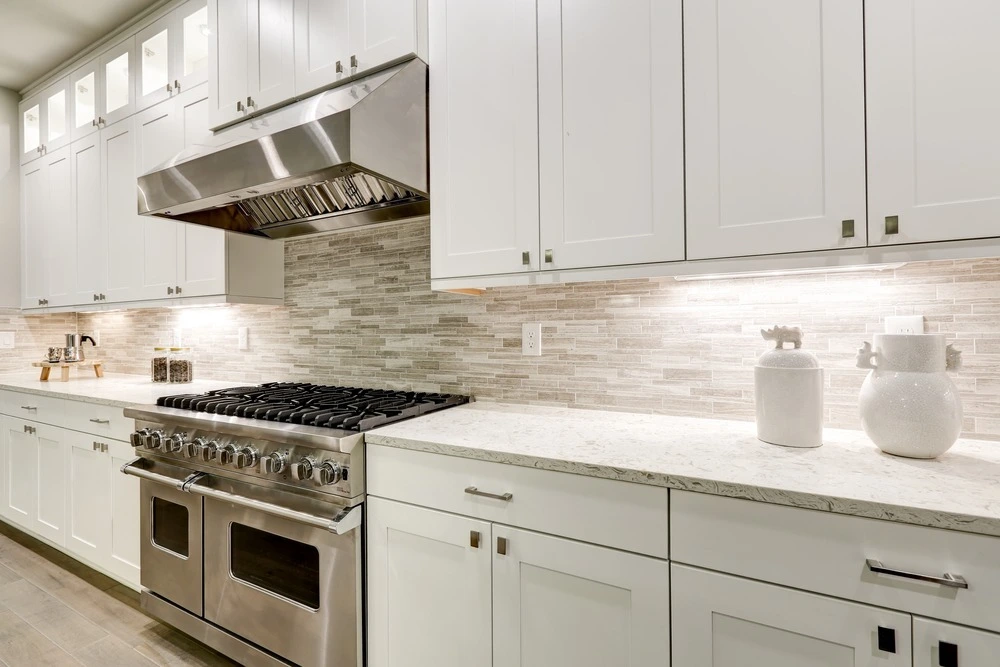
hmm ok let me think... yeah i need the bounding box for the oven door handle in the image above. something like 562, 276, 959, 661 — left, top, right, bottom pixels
120, 458, 196, 490
186, 481, 363, 535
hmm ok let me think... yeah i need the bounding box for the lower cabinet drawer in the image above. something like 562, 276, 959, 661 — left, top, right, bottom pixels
0, 391, 62, 425
367, 444, 670, 558
671, 490, 1000, 632
0, 390, 132, 441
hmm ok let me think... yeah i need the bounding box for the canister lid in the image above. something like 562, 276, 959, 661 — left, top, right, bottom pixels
756, 326, 820, 369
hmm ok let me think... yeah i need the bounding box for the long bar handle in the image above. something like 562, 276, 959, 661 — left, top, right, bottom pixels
465, 486, 513, 502
121, 459, 187, 490
866, 558, 968, 589
89, 418, 110, 424
188, 482, 361, 534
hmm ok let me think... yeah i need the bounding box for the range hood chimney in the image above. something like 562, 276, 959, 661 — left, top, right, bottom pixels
137, 59, 428, 239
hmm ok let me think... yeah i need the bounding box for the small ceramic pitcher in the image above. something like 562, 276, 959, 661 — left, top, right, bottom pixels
856, 334, 962, 459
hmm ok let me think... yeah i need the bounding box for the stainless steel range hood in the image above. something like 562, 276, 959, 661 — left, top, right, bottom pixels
137, 59, 428, 239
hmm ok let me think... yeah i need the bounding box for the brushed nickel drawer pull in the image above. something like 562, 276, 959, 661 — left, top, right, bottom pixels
20, 406, 37, 411
89, 418, 110, 424
866, 558, 968, 589
465, 486, 512, 502
470, 531, 480, 549
497, 536, 508, 555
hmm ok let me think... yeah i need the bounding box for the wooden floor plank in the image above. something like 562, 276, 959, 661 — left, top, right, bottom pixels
133, 625, 241, 667
73, 635, 159, 667
0, 579, 108, 653
0, 608, 82, 667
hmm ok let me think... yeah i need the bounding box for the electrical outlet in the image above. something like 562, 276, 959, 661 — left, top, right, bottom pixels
522, 322, 542, 356
238, 327, 249, 351
0, 332, 14, 350
885, 315, 924, 334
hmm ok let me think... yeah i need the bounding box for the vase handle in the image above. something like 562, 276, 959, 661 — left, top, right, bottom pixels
856, 342, 878, 370
946, 344, 962, 371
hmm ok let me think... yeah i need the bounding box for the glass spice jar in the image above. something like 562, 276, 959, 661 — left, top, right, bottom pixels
168, 347, 194, 383
151, 347, 169, 383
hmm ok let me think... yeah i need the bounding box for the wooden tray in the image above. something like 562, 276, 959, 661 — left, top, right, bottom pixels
32, 360, 104, 382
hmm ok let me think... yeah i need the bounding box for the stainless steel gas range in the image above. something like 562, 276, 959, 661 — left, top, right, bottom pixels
121, 383, 467, 667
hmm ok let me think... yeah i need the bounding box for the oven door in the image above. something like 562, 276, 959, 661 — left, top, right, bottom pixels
198, 478, 362, 667
133, 459, 205, 616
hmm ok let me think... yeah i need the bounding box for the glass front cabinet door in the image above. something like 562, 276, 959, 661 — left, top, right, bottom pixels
136, 0, 209, 111
70, 57, 102, 141
100, 36, 136, 125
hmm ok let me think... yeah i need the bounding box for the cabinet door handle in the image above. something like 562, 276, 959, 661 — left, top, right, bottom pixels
89, 418, 110, 425
521, 250, 530, 266
336, 60, 343, 74
841, 219, 855, 238
93, 294, 100, 301
20, 406, 37, 411
167, 286, 174, 295
175, 285, 182, 295
470, 531, 480, 549
166, 83, 173, 93
174, 79, 180, 91
544, 249, 553, 263
496, 536, 508, 555
350, 54, 358, 69
866, 559, 968, 589
465, 486, 512, 502
92, 442, 109, 453
877, 626, 896, 654
885, 215, 900, 235
237, 100, 244, 112
246, 96, 255, 109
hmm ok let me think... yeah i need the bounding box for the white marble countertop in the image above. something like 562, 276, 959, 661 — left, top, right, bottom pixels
368, 403, 1000, 538
0, 372, 242, 408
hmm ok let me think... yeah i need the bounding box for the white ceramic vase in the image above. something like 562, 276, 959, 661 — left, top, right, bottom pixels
856, 334, 963, 459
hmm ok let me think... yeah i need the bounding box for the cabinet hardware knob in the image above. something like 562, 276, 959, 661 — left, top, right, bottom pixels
92, 442, 100, 451
175, 285, 182, 294
544, 249, 553, 263
336, 61, 343, 74
470, 531, 480, 549
89, 419, 110, 425
93, 294, 100, 301
877, 626, 896, 654
865, 558, 968, 589
521, 250, 530, 266
246, 96, 255, 109
100, 293, 106, 301
91, 119, 96, 127
465, 486, 513, 502
841, 219, 855, 238
350, 54, 358, 69
939, 641, 958, 667
167, 286, 174, 295
496, 536, 508, 556
237, 100, 244, 112
166, 83, 173, 93
174, 79, 180, 91
885, 215, 900, 235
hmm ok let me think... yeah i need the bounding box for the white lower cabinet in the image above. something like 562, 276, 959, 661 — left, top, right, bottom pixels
492, 525, 670, 667
914, 617, 1000, 667
366, 497, 492, 667
0, 397, 140, 588
672, 564, 912, 667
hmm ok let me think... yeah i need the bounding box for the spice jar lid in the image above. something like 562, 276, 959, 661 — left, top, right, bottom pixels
757, 326, 820, 369
170, 347, 191, 352
153, 347, 168, 351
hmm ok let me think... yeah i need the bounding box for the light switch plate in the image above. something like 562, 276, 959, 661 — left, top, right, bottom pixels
0, 332, 14, 350
885, 315, 924, 334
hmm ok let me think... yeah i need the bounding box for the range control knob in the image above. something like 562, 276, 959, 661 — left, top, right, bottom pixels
313, 461, 344, 486
198, 440, 219, 462
163, 433, 186, 454
130, 428, 150, 448
184, 437, 208, 458
259, 452, 287, 474
291, 457, 316, 481
145, 430, 166, 449
217, 443, 238, 466
234, 446, 259, 470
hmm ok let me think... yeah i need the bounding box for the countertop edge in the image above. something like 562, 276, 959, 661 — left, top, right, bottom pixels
0, 382, 135, 408
365, 433, 1000, 539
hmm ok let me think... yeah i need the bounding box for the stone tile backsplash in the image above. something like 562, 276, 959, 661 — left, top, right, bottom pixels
3, 218, 996, 440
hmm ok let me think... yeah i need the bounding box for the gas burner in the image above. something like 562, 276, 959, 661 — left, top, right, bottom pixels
157, 383, 468, 431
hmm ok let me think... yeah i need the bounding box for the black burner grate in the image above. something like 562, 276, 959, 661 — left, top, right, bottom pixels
156, 383, 468, 431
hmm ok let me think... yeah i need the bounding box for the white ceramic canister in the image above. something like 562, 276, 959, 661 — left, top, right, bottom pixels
856, 334, 963, 459
754, 326, 824, 448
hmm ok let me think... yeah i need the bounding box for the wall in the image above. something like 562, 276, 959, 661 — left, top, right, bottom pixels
72, 220, 1000, 441
0, 87, 19, 307
0, 309, 78, 373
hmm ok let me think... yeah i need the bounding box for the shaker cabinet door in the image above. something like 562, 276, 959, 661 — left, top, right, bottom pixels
367, 497, 493, 667
65, 431, 111, 564
136, 14, 176, 111
41, 147, 75, 308
294, 0, 352, 95
348, 0, 420, 75
428, 0, 540, 279
672, 565, 912, 667
866, 0, 1000, 246
913, 617, 1000, 667
70, 134, 107, 306
537, 0, 684, 271
685, 0, 867, 259
19, 161, 48, 308
102, 118, 146, 304
100, 37, 137, 126
208, 0, 250, 128
247, 0, 295, 112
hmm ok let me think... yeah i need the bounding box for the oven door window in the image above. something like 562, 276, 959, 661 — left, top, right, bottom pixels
151, 497, 190, 557
230, 523, 321, 610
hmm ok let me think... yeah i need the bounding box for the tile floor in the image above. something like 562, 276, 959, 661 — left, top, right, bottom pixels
0, 521, 238, 666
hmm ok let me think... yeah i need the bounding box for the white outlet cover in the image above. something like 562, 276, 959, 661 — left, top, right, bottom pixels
885, 315, 924, 335
522, 322, 542, 356
0, 332, 14, 350
238, 327, 249, 351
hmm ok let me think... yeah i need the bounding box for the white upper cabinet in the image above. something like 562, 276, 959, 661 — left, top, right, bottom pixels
18, 96, 42, 165
673, 565, 912, 667
19, 77, 71, 164
42, 148, 74, 308
684, 0, 867, 260
247, 0, 296, 113
175, 0, 211, 92
348, 0, 424, 74
70, 134, 107, 306
138, 0, 211, 111
19, 161, 47, 307
100, 37, 137, 126
70, 57, 102, 142
867, 0, 1000, 247
538, 0, 684, 271
429, 0, 540, 278
293, 0, 352, 95
209, 0, 251, 127
102, 117, 145, 304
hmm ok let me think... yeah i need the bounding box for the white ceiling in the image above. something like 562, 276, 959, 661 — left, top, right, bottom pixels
0, 0, 162, 92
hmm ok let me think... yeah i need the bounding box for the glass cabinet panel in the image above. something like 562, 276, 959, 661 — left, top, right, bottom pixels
46, 89, 66, 143
141, 28, 170, 96
105, 51, 131, 113
73, 71, 96, 129
23, 104, 40, 154
182, 5, 210, 77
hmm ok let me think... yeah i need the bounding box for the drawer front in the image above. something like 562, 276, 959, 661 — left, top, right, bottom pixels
367, 445, 669, 558
671, 490, 1000, 632
62, 400, 133, 442
0, 391, 63, 424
